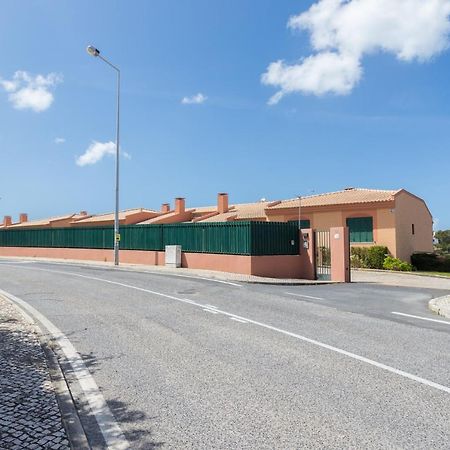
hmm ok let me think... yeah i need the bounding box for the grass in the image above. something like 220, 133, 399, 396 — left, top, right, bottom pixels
414, 271, 450, 277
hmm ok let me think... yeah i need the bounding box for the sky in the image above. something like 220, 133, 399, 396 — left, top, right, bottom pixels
1, 0, 450, 229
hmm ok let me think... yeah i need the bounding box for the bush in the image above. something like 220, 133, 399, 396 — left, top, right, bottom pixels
350, 246, 389, 269
383, 256, 413, 271
366, 246, 389, 269
411, 252, 450, 272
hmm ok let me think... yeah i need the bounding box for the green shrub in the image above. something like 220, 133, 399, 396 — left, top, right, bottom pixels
366, 246, 389, 269
411, 252, 450, 272
350, 246, 389, 269
383, 256, 413, 271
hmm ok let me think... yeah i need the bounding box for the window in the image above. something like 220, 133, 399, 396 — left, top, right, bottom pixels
346, 217, 373, 243
412, 224, 415, 235
288, 219, 311, 228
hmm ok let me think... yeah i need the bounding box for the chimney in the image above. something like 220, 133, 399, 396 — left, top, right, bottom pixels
161, 203, 170, 213
79, 211, 88, 217
175, 198, 185, 214
3, 216, 12, 227
217, 193, 229, 214
19, 213, 28, 223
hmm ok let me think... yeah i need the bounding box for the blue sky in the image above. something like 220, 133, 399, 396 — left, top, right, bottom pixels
1, 0, 450, 229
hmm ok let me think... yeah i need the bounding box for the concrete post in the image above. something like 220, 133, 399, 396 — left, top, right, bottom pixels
330, 226, 351, 282
298, 228, 316, 280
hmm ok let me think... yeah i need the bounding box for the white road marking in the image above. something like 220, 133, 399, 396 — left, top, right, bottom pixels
285, 292, 325, 301
205, 304, 218, 309
203, 309, 219, 314
0, 288, 129, 450
392, 311, 450, 325
230, 317, 248, 324
0, 259, 243, 287
3, 265, 450, 395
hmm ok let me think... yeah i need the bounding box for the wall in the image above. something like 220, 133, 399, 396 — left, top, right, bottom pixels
394, 191, 433, 262
0, 246, 305, 279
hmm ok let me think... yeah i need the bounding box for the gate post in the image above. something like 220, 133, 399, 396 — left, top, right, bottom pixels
330, 227, 351, 282
298, 229, 315, 280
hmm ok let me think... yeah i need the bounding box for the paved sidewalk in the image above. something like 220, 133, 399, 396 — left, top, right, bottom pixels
351, 269, 450, 290
0, 296, 70, 450
429, 295, 450, 319
0, 256, 332, 285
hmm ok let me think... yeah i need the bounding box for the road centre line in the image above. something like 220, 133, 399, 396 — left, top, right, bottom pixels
4, 265, 450, 395
285, 292, 325, 301
392, 311, 450, 325
0, 288, 129, 450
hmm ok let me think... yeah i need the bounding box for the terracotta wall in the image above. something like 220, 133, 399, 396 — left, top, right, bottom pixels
394, 192, 433, 261
0, 247, 306, 279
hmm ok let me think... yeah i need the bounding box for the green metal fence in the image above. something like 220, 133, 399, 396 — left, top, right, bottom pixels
0, 221, 299, 256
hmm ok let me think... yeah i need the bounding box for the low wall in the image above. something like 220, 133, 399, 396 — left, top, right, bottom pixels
0, 247, 305, 279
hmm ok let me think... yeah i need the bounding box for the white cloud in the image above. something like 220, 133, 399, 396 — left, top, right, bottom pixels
181, 93, 207, 104
262, 0, 450, 102
76, 141, 131, 167
0, 71, 62, 112
54, 137, 65, 144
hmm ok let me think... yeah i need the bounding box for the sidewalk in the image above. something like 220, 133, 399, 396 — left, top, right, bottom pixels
0, 296, 70, 450
0, 256, 332, 285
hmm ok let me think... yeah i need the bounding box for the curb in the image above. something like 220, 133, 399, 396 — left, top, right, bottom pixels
429, 295, 450, 319
0, 294, 91, 450
353, 268, 450, 280
0, 255, 330, 286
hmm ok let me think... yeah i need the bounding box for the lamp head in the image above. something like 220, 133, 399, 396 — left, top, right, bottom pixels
86, 45, 100, 57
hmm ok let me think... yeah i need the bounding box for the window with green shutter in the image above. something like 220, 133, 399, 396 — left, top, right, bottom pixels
346, 217, 373, 243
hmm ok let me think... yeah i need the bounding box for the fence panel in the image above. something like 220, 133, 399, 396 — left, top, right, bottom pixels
0, 221, 299, 256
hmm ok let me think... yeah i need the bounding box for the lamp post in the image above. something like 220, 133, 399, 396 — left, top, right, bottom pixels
297, 195, 302, 231
86, 45, 121, 266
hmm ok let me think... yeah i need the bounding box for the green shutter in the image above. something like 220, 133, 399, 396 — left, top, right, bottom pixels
346, 217, 373, 243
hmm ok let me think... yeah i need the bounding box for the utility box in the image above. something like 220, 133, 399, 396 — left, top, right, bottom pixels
165, 245, 181, 268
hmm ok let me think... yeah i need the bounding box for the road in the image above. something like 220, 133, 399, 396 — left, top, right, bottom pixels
0, 259, 449, 449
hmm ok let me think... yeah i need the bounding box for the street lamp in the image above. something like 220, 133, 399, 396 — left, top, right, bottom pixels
297, 195, 302, 231
86, 45, 121, 266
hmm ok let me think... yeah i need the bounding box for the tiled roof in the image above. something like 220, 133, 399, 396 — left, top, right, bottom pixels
7, 214, 78, 228
74, 208, 156, 223
138, 209, 195, 224
198, 202, 272, 222
268, 188, 400, 210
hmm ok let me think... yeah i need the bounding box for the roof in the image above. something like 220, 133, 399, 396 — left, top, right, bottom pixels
73, 208, 157, 224
138, 209, 196, 224
198, 201, 273, 222
268, 188, 400, 210
6, 213, 83, 228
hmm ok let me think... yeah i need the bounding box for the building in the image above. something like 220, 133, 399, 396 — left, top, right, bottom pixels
136, 188, 433, 262
1, 188, 433, 262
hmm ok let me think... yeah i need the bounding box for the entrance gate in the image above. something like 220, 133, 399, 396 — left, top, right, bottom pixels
315, 230, 331, 281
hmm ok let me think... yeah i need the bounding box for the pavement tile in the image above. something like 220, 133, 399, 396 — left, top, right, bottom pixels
0, 297, 70, 450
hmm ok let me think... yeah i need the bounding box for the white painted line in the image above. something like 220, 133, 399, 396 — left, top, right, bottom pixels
230, 317, 248, 324
0, 289, 129, 450
392, 311, 450, 325
0, 259, 243, 287
203, 309, 219, 314
205, 304, 218, 309
6, 265, 450, 395
285, 292, 325, 301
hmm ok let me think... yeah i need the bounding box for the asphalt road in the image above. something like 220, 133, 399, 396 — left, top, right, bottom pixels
0, 259, 449, 449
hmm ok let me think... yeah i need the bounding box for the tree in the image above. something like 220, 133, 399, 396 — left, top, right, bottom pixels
435, 230, 450, 253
